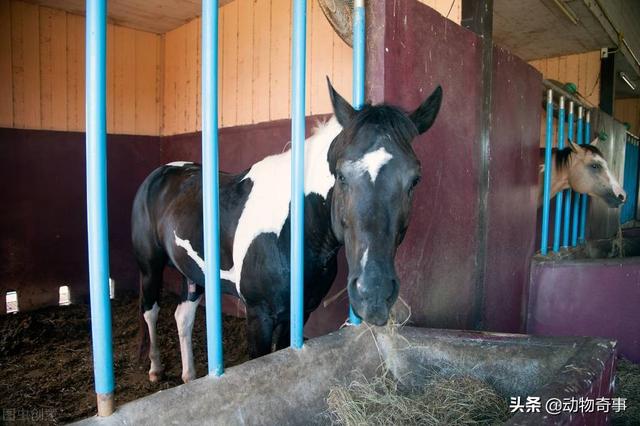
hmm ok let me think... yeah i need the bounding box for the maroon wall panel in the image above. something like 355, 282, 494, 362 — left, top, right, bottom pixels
528, 259, 640, 362
367, 0, 482, 328
484, 47, 542, 332
366, 0, 541, 331
0, 128, 160, 313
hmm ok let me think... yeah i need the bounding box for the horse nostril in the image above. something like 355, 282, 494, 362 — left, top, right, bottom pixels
619, 194, 626, 201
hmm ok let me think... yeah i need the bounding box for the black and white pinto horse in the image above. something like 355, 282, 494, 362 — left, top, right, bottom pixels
132, 80, 442, 383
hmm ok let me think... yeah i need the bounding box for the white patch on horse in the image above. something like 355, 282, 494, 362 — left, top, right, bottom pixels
174, 231, 205, 271
601, 159, 624, 197
166, 161, 193, 167
143, 303, 162, 379
174, 295, 202, 383
361, 248, 369, 270
346, 147, 394, 183
231, 116, 343, 294
174, 231, 236, 283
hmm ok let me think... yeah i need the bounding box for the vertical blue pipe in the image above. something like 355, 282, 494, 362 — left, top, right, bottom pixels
349, 0, 365, 326
562, 102, 574, 248
540, 89, 554, 255
552, 97, 566, 252
85, 0, 114, 415
579, 112, 590, 243
571, 107, 583, 246
202, 0, 223, 376
290, 0, 307, 350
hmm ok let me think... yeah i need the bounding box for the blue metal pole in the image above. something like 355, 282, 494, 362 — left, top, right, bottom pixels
202, 0, 223, 376
579, 111, 590, 243
562, 102, 574, 248
571, 106, 583, 246
349, 0, 365, 326
290, 0, 307, 349
85, 0, 114, 416
552, 96, 566, 253
540, 89, 554, 255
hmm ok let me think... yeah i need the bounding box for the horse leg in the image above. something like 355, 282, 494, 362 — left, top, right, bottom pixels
174, 278, 203, 383
140, 267, 165, 382
246, 304, 274, 359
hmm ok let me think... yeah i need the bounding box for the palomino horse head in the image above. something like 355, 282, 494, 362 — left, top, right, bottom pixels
326, 79, 442, 325
564, 139, 626, 208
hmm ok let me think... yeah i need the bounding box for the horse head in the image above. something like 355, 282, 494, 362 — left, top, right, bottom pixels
326, 78, 442, 325
566, 139, 626, 208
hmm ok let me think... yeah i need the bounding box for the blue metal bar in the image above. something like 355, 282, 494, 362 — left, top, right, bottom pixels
349, 0, 365, 326
202, 0, 223, 376
552, 96, 566, 252
571, 106, 583, 246
290, 0, 307, 349
540, 89, 554, 255
579, 112, 590, 243
85, 0, 114, 416
562, 102, 575, 248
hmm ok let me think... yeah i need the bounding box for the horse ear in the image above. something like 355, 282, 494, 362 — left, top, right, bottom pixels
589, 137, 600, 147
569, 140, 585, 154
410, 85, 442, 135
326, 77, 355, 127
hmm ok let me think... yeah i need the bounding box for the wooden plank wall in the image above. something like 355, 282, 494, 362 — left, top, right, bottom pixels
0, 0, 162, 135
529, 51, 602, 147
528, 51, 601, 107
161, 0, 462, 135
1, 0, 460, 136
614, 98, 640, 136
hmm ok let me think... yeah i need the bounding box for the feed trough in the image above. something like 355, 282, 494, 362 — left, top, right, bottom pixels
76, 326, 616, 425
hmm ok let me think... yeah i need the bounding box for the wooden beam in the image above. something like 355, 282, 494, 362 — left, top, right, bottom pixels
462, 0, 494, 330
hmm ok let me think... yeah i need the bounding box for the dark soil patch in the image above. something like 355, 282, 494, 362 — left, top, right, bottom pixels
0, 292, 248, 424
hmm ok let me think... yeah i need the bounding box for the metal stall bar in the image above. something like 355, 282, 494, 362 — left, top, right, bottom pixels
579, 111, 591, 242
85, 0, 114, 416
202, 0, 224, 376
349, 0, 365, 326
552, 96, 566, 252
562, 102, 575, 248
290, 0, 307, 349
571, 106, 583, 246
621, 132, 640, 224
540, 89, 554, 255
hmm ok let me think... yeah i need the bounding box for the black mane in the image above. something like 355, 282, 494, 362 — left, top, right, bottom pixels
327, 104, 418, 174
554, 144, 604, 170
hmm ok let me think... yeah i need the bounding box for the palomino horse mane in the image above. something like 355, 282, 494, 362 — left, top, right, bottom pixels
554, 144, 604, 171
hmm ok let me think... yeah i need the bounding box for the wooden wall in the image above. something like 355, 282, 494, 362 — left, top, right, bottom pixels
161, 0, 461, 135
614, 98, 640, 136
528, 51, 601, 107
1, 0, 460, 136
0, 0, 162, 135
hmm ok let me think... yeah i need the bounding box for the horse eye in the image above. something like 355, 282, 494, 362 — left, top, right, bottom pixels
337, 173, 346, 183
591, 163, 601, 170
408, 176, 421, 194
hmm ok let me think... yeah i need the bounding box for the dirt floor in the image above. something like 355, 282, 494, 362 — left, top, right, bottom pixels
0, 293, 248, 424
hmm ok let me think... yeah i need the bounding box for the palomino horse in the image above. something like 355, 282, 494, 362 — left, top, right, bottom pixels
131, 80, 442, 383
538, 139, 626, 208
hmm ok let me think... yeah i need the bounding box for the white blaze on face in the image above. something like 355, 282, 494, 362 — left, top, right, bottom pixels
166, 161, 193, 167
346, 147, 394, 183
596, 157, 626, 200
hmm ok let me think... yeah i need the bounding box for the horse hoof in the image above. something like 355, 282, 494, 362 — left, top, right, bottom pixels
149, 370, 164, 383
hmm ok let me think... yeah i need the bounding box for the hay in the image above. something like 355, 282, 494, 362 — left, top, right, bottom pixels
326, 370, 510, 425
613, 358, 640, 426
